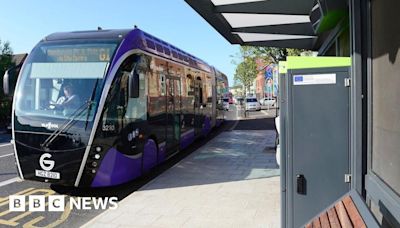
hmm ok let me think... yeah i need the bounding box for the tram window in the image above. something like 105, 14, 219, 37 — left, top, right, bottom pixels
103, 54, 148, 124
163, 47, 171, 55
126, 72, 146, 120
146, 39, 156, 50
148, 71, 158, 96
156, 44, 163, 53
159, 74, 166, 96
199, 87, 203, 104
177, 78, 182, 96
15, 41, 116, 122
186, 75, 194, 96
129, 69, 139, 98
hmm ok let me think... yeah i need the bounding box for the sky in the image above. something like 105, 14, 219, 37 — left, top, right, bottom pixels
0, 0, 239, 85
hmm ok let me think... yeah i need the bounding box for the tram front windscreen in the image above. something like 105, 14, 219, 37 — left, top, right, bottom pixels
12, 40, 119, 185
15, 41, 118, 124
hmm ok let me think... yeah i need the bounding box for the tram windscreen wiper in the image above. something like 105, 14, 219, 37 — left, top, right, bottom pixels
40, 100, 93, 150
41, 78, 100, 150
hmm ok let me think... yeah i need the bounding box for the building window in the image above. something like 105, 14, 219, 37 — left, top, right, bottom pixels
159, 73, 166, 96
187, 75, 194, 96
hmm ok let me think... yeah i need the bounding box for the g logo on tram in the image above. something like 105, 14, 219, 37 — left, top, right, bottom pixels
39, 153, 55, 171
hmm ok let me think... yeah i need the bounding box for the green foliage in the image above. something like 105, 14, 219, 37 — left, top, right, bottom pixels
239, 46, 306, 64
232, 46, 306, 93
0, 40, 15, 96
0, 39, 14, 90
0, 39, 14, 128
234, 56, 257, 93
0, 39, 13, 74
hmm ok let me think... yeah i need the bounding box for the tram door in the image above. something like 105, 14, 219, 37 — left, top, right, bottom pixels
166, 76, 181, 155
194, 78, 203, 136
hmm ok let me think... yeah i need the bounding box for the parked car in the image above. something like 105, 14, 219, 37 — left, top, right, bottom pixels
223, 98, 230, 111
259, 98, 276, 109
245, 97, 261, 111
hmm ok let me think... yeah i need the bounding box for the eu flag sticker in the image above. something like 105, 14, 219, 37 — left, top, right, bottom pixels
293, 73, 337, 85
294, 76, 303, 82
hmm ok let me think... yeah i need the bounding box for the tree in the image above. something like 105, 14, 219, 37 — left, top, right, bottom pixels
232, 46, 307, 95
0, 39, 14, 97
0, 39, 14, 128
240, 46, 306, 64
234, 56, 257, 95
0, 39, 13, 75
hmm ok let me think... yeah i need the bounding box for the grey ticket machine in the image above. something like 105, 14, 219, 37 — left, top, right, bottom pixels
279, 57, 352, 228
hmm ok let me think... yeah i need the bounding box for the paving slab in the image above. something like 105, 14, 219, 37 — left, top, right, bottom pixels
83, 129, 280, 228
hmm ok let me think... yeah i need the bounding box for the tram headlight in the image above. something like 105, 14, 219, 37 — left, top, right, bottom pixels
94, 154, 101, 160
92, 161, 98, 167
95, 146, 102, 152
135, 128, 140, 136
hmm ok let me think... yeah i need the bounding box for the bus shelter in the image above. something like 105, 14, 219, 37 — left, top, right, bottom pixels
186, 0, 400, 227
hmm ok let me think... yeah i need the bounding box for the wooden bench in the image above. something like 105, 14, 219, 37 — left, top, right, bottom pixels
305, 190, 379, 228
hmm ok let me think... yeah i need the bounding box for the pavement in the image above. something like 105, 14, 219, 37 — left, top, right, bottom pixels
0, 142, 17, 183
234, 104, 278, 121
0, 119, 236, 228
0, 105, 280, 227
84, 106, 280, 228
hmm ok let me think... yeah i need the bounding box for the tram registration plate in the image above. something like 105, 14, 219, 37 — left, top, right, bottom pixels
35, 170, 60, 179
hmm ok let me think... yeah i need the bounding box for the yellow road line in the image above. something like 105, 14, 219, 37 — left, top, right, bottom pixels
0, 188, 57, 226
22, 216, 44, 228
0, 188, 55, 212
0, 218, 18, 226
23, 200, 72, 228
0, 188, 35, 205
8, 211, 32, 223
0, 188, 74, 228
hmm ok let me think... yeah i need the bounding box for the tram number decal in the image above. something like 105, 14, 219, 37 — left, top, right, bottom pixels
102, 124, 115, 132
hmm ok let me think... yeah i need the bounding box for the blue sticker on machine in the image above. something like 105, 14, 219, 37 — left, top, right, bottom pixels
294, 76, 303, 82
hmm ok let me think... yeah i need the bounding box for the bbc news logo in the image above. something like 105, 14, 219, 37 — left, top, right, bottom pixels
9, 195, 118, 212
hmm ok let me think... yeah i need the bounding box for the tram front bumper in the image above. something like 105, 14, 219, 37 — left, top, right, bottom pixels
15, 141, 86, 186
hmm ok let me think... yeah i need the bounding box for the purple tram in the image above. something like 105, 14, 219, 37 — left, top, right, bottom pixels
9, 28, 229, 187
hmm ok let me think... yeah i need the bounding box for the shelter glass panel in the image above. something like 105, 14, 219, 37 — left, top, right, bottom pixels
371, 0, 400, 195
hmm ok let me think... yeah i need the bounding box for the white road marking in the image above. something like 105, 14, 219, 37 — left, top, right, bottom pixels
0, 153, 13, 158
0, 177, 20, 187
229, 120, 239, 131
228, 107, 240, 131
0, 143, 12, 148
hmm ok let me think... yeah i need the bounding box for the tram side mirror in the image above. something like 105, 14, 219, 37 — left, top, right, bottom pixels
129, 71, 139, 98
3, 68, 17, 96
